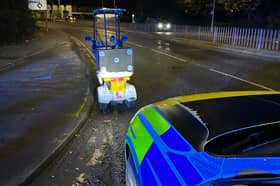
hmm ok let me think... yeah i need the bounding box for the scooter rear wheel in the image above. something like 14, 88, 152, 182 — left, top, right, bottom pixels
99, 103, 108, 112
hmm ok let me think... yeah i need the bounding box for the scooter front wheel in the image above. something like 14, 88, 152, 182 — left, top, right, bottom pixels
126, 101, 136, 109
98, 103, 108, 112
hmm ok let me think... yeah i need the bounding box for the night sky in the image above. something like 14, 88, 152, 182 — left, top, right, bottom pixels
55, 0, 184, 22
49, 0, 280, 27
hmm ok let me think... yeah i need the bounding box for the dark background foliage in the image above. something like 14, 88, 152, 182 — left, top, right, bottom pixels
0, 0, 35, 44
117, 0, 280, 27
1, 0, 279, 45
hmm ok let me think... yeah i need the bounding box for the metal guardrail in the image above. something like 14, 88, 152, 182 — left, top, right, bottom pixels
122, 23, 280, 51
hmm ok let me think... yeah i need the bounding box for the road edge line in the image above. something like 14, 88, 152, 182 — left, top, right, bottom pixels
210, 68, 275, 91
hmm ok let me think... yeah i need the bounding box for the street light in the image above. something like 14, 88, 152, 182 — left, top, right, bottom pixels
211, 0, 216, 32
58, 0, 60, 19
132, 14, 135, 23
51, 0, 54, 21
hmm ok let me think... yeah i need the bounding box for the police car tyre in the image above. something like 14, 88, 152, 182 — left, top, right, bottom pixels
126, 155, 139, 186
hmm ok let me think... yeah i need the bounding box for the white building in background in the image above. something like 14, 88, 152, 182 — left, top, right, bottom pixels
47, 4, 73, 19
30, 3, 72, 20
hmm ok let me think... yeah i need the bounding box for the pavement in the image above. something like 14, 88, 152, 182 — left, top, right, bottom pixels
0, 29, 62, 72
0, 26, 93, 186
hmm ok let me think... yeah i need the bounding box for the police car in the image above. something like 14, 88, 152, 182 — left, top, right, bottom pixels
125, 91, 280, 185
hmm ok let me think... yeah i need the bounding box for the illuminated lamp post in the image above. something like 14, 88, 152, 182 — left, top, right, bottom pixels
211, 0, 216, 32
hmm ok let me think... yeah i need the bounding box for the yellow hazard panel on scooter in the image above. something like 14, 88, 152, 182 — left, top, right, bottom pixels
111, 78, 127, 92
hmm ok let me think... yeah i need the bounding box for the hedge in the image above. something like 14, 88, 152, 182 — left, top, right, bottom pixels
0, 10, 35, 44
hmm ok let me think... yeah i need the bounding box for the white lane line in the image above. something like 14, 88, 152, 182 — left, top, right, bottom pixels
150, 47, 275, 90
151, 49, 187, 63
210, 68, 275, 91
126, 41, 144, 48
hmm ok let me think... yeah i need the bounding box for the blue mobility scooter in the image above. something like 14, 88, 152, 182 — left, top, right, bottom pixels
85, 8, 137, 111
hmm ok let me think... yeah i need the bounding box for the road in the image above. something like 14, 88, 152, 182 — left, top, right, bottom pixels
29, 21, 280, 186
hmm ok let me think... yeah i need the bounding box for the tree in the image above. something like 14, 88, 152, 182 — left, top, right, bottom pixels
221, 0, 264, 24
222, 0, 262, 13
178, 0, 269, 26
0, 0, 34, 44
183, 0, 213, 16
181, 0, 263, 15
1, 0, 28, 10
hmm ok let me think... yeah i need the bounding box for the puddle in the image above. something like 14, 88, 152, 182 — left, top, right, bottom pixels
34, 75, 52, 81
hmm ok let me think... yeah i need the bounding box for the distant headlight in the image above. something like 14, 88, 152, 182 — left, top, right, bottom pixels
157, 23, 163, 29
166, 23, 171, 29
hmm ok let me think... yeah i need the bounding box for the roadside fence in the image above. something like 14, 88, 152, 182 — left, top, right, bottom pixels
122, 23, 280, 51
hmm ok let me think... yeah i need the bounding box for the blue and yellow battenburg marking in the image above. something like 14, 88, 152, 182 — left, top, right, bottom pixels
125, 101, 280, 186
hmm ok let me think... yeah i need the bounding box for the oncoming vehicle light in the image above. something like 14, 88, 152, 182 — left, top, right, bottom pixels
157, 23, 163, 29
166, 23, 171, 29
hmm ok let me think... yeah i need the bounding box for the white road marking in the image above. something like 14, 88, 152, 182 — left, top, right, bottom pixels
150, 47, 275, 91
210, 68, 275, 91
126, 41, 143, 48
151, 49, 187, 63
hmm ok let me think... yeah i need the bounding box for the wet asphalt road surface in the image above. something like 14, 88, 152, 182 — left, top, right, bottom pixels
0, 30, 91, 186
29, 22, 280, 186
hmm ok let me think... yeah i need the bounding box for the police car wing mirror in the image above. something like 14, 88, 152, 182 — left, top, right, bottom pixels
85, 36, 93, 42
121, 35, 128, 42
